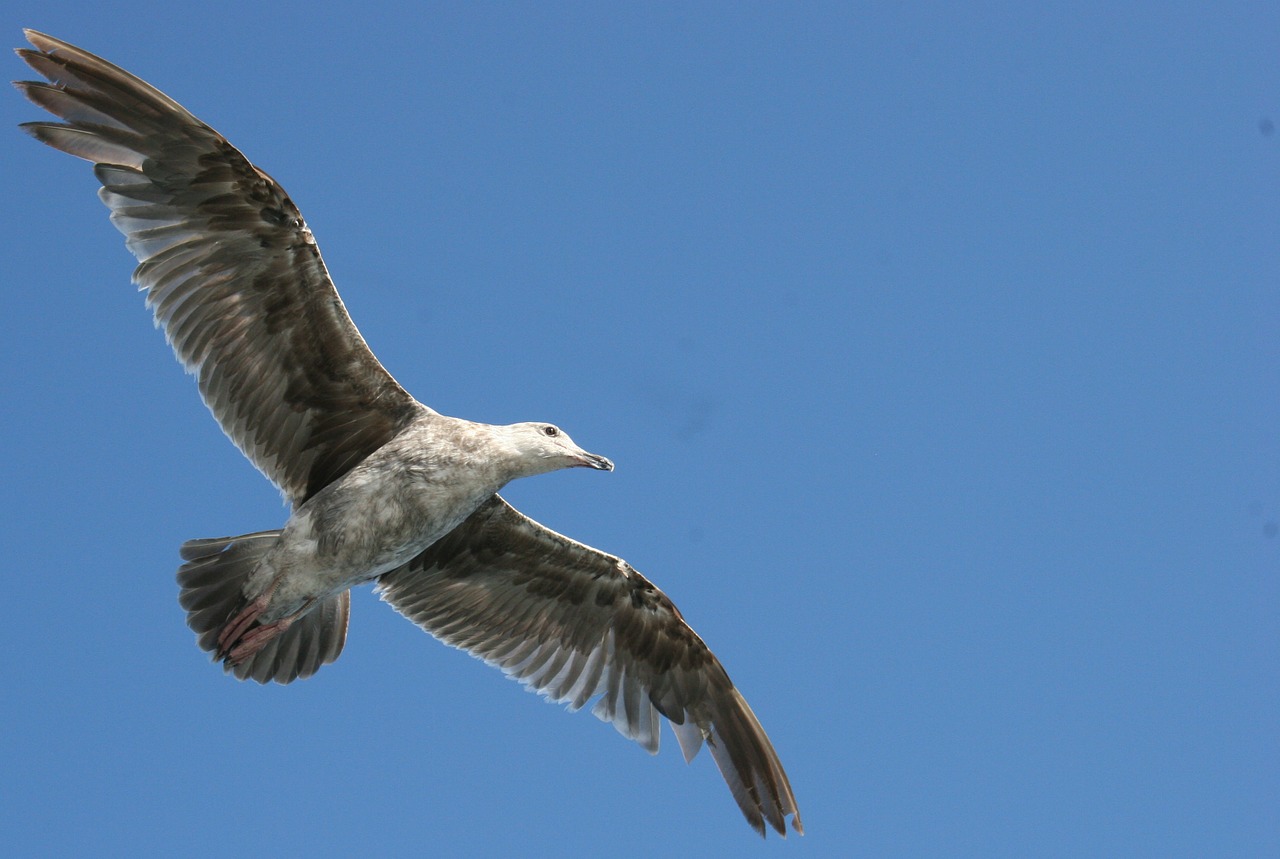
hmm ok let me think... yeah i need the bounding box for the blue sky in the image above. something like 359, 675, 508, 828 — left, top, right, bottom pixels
2, 2, 1277, 856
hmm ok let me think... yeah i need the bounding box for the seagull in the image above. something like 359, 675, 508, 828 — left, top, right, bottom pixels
15, 30, 801, 837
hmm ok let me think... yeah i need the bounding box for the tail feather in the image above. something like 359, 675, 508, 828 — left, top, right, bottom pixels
176, 532, 349, 684
178, 531, 278, 653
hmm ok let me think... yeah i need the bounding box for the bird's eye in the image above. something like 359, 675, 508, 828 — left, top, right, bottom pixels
543, 425, 559, 437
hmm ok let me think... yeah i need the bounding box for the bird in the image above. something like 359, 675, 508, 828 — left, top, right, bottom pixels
15, 29, 802, 837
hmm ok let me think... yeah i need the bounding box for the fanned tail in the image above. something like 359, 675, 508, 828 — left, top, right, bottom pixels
176, 532, 349, 684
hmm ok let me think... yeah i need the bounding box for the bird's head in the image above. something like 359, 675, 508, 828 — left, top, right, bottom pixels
508, 422, 614, 477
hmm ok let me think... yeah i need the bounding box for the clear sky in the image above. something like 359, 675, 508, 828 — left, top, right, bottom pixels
2, 3, 1276, 857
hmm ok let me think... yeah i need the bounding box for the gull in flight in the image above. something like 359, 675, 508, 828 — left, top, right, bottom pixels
15, 30, 801, 837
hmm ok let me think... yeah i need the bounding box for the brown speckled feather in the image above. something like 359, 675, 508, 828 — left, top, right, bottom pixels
15, 30, 423, 504
378, 496, 802, 837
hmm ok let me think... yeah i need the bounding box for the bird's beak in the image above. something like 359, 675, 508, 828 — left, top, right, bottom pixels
577, 452, 614, 471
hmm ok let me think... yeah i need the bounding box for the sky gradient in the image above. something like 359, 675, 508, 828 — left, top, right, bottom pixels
3, 3, 1277, 857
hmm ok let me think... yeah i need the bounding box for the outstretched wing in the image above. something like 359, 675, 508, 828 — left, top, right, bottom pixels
376, 495, 802, 838
15, 30, 424, 503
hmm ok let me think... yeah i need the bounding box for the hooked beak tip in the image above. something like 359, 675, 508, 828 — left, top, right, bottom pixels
582, 453, 614, 471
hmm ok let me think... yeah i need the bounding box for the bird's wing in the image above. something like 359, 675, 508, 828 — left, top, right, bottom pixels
15, 30, 423, 504
376, 495, 802, 838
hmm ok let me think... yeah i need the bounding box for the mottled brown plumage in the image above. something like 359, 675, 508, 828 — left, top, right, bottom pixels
16, 29, 801, 837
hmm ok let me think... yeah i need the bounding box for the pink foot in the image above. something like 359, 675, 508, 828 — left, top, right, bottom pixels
217, 595, 271, 658
217, 588, 317, 667
224, 616, 296, 665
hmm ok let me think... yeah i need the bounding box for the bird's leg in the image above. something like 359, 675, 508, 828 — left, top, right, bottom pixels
216, 575, 286, 659
224, 616, 296, 665
220, 595, 319, 667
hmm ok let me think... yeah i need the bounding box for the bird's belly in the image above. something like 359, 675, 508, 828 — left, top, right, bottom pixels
261, 483, 492, 617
